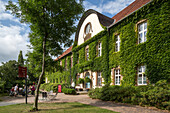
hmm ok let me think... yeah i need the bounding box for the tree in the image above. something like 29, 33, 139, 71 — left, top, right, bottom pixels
6, 0, 84, 110
0, 60, 18, 90
18, 50, 24, 66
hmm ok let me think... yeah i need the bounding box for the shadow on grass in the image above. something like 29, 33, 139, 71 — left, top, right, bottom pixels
38, 102, 92, 112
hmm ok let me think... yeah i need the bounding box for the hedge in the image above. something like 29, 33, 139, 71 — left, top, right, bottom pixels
88, 80, 170, 110
62, 88, 76, 95
40, 83, 69, 93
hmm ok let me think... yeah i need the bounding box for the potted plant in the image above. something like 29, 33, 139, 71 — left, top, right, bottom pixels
84, 77, 91, 83
78, 78, 84, 90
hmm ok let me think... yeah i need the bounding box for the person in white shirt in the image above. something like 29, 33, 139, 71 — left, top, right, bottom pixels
14, 84, 18, 96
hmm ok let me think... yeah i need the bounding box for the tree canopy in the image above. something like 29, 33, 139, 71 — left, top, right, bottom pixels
18, 50, 24, 66
6, 0, 84, 110
0, 60, 18, 90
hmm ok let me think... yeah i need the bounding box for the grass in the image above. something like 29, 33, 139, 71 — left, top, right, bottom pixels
0, 102, 118, 113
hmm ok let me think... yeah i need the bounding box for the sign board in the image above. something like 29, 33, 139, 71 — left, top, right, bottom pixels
18, 66, 27, 78
58, 85, 62, 93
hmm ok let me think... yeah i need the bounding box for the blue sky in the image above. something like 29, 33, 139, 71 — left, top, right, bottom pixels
0, 0, 135, 65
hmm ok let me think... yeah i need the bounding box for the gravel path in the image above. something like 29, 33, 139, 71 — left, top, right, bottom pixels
0, 93, 169, 113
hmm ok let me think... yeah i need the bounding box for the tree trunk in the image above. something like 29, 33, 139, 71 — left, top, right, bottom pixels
33, 35, 46, 110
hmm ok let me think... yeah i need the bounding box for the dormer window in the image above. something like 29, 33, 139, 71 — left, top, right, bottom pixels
84, 23, 92, 41
85, 23, 91, 34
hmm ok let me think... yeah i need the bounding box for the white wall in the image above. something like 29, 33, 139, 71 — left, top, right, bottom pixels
92, 72, 96, 89
78, 13, 104, 45
45, 77, 49, 83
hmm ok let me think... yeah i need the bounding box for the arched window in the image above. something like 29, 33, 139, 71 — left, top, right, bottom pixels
84, 23, 92, 41
85, 72, 90, 78
85, 23, 91, 34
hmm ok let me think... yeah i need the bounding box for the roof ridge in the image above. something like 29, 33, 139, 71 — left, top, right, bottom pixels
123, 0, 141, 18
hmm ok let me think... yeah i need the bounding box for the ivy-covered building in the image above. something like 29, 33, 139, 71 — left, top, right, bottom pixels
46, 0, 170, 89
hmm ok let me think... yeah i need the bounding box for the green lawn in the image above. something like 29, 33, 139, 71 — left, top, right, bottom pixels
0, 102, 118, 113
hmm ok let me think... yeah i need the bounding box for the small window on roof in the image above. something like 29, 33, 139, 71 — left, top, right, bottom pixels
85, 23, 91, 34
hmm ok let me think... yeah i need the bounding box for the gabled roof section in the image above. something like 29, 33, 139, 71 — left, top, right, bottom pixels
109, 0, 151, 27
75, 9, 114, 42
54, 46, 73, 61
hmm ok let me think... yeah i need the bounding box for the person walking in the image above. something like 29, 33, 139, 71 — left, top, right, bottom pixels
14, 84, 18, 97
31, 83, 35, 95
9, 87, 14, 96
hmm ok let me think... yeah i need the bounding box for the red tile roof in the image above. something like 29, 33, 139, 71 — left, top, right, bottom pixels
54, 46, 73, 61
112, 0, 151, 23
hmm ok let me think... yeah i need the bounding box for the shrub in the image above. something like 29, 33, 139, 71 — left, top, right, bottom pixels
0, 81, 5, 93
88, 88, 102, 99
40, 83, 49, 90
84, 77, 91, 83
140, 80, 170, 110
99, 84, 136, 102
40, 83, 70, 93
62, 88, 76, 95
88, 80, 170, 110
78, 78, 84, 84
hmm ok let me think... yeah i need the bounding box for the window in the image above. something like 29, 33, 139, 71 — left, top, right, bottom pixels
115, 69, 121, 85
97, 72, 102, 86
138, 22, 147, 44
77, 75, 80, 82
85, 23, 91, 34
115, 35, 120, 52
98, 42, 102, 57
138, 65, 147, 85
86, 48, 89, 61
84, 23, 92, 41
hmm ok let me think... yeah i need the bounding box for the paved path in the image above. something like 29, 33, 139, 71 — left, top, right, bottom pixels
0, 93, 169, 113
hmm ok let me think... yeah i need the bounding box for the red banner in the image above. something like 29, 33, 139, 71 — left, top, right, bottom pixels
58, 85, 61, 93
18, 66, 27, 78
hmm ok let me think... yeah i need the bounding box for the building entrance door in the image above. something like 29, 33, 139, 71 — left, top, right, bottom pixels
85, 72, 90, 88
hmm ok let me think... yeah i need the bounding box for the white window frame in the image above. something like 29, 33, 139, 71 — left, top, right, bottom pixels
97, 72, 102, 86
98, 42, 102, 57
86, 48, 89, 61
115, 35, 120, 52
137, 65, 147, 85
115, 69, 121, 85
138, 22, 147, 44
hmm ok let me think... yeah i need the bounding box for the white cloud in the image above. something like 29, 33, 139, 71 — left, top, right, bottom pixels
0, 24, 30, 64
0, 0, 20, 23
0, 0, 30, 65
0, 0, 6, 13
0, 13, 20, 23
84, 0, 135, 16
